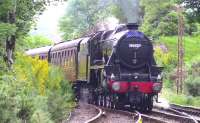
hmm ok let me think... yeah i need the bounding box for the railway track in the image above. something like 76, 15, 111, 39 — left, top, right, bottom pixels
77, 89, 199, 123
144, 109, 198, 123
90, 106, 198, 123
89, 107, 141, 123
67, 103, 102, 123
170, 104, 200, 122
69, 102, 199, 123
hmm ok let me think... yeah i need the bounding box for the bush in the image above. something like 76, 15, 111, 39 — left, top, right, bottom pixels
154, 46, 176, 69
185, 77, 200, 97
0, 53, 75, 123
0, 79, 20, 123
31, 109, 53, 123
161, 88, 200, 107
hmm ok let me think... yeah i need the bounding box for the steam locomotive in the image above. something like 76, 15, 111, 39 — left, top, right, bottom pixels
26, 24, 163, 112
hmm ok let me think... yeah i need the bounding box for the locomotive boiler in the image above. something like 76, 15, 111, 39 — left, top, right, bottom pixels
26, 23, 163, 112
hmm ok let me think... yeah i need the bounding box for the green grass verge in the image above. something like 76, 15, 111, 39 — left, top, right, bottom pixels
157, 35, 200, 66
161, 88, 200, 107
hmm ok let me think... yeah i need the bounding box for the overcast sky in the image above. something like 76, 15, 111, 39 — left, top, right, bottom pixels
30, 2, 68, 43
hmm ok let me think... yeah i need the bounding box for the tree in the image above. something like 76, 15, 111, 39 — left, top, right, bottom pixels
0, 0, 47, 69
0, 0, 66, 69
59, 0, 125, 40
183, 0, 200, 22
140, 0, 178, 37
59, 0, 103, 39
17, 35, 52, 50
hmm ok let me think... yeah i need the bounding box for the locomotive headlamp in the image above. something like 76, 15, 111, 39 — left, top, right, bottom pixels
157, 74, 162, 80
112, 82, 120, 91
153, 83, 162, 92
111, 73, 115, 80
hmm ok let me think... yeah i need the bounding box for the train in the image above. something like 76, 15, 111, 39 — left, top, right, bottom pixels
26, 23, 163, 112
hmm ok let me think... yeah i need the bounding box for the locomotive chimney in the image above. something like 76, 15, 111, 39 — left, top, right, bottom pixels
126, 23, 139, 30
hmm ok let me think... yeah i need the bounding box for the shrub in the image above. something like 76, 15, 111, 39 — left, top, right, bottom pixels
31, 109, 53, 123
0, 80, 20, 123
0, 53, 74, 122
161, 88, 200, 107
185, 77, 200, 97
154, 46, 176, 69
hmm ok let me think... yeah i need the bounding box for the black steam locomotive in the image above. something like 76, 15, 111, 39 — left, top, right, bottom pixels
26, 24, 163, 112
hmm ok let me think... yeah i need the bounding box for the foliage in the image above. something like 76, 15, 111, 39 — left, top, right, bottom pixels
184, 58, 200, 97
157, 36, 200, 65
117, 0, 200, 105
0, 77, 20, 123
140, 0, 200, 37
0, 54, 75, 123
0, 23, 16, 41
185, 77, 200, 97
154, 46, 176, 68
0, 0, 45, 69
154, 36, 200, 91
154, 45, 177, 88
31, 109, 53, 123
156, 11, 178, 36
183, 0, 200, 22
17, 35, 52, 51
161, 88, 200, 107
59, 0, 122, 40
107, 3, 126, 23
140, 0, 177, 37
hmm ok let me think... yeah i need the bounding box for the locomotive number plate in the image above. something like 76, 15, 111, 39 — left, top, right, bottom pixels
129, 44, 141, 48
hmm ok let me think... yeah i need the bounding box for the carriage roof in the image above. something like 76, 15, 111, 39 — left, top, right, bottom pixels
25, 46, 52, 56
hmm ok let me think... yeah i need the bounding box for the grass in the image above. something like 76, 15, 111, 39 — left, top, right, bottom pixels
161, 88, 200, 107
157, 35, 200, 66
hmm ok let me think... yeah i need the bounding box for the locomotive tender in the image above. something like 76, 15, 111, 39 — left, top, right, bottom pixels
26, 24, 163, 112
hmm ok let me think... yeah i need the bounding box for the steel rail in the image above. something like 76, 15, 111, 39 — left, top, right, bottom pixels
170, 104, 200, 123
170, 104, 200, 117
90, 106, 141, 123
147, 109, 197, 123
84, 104, 103, 123
65, 111, 72, 122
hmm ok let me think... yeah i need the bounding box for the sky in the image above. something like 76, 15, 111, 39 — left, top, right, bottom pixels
30, 2, 68, 43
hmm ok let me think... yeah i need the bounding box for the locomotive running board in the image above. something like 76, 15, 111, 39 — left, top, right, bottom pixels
90, 65, 104, 70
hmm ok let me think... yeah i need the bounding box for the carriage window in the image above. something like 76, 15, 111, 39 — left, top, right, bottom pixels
58, 52, 61, 58
71, 50, 73, 56
73, 49, 75, 55
55, 52, 57, 58
62, 51, 64, 57
68, 50, 70, 56
64, 50, 67, 57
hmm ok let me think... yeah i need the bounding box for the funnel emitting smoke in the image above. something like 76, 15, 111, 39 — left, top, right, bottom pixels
117, 0, 140, 23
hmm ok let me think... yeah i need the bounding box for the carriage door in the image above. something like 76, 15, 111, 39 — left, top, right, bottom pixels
78, 38, 89, 82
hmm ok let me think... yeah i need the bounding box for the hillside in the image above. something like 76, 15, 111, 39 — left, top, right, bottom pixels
157, 36, 200, 65
155, 35, 200, 107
